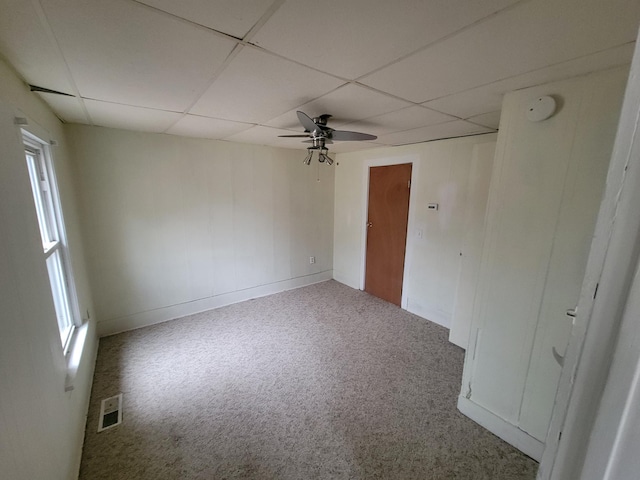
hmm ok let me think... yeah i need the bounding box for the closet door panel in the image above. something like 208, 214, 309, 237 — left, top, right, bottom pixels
467, 81, 582, 422
518, 68, 628, 440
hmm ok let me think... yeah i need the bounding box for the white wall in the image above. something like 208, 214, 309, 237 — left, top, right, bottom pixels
0, 60, 97, 479
459, 66, 628, 460
449, 141, 496, 347
332, 134, 497, 330
67, 125, 335, 335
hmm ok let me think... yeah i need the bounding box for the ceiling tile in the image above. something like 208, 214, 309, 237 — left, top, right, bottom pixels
423, 43, 635, 118
361, 0, 640, 102
38, 94, 89, 124
266, 84, 412, 130
84, 99, 182, 132
339, 106, 458, 137
167, 115, 253, 139
377, 120, 494, 146
422, 87, 505, 121
2, 0, 637, 149
0, 1, 74, 95
191, 47, 344, 123
251, 0, 521, 80
467, 111, 501, 129
135, 0, 275, 38
225, 125, 308, 148
331, 142, 383, 154
41, 0, 237, 112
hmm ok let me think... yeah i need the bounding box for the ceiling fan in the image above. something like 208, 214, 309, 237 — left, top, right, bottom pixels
279, 111, 377, 165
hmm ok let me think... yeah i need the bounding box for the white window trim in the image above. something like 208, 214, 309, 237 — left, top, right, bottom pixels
23, 130, 83, 355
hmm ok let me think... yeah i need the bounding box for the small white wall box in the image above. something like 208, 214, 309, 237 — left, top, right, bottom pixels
428, 203, 439, 210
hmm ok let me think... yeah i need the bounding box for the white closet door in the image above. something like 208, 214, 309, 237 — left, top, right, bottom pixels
518, 70, 628, 440
459, 66, 629, 460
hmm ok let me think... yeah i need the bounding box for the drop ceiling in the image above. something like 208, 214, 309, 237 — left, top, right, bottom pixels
0, 0, 638, 152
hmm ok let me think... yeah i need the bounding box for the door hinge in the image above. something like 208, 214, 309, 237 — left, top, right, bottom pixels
408, 180, 411, 189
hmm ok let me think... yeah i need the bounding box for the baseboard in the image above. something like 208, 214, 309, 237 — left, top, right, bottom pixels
405, 299, 451, 329
457, 395, 544, 461
71, 319, 99, 479
97, 270, 333, 337
448, 329, 468, 350
332, 270, 359, 290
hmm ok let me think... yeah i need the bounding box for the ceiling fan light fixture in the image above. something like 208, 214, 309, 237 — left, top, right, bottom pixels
284, 112, 377, 165
303, 149, 314, 165
303, 145, 334, 166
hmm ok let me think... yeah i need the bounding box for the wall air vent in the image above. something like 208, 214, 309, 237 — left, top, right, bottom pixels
28, 84, 75, 97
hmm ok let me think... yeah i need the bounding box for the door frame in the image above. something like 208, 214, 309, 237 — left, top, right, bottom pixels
359, 153, 419, 310
539, 31, 640, 479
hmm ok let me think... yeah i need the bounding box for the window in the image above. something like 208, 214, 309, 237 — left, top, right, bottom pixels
24, 133, 79, 351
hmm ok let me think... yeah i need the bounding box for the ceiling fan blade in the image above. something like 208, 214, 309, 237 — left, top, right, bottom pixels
331, 130, 377, 141
278, 134, 311, 137
297, 111, 322, 133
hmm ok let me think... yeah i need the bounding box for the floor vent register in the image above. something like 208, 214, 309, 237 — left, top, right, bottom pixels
98, 393, 123, 432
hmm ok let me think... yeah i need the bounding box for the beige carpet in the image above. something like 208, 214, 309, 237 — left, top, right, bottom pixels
79, 280, 538, 479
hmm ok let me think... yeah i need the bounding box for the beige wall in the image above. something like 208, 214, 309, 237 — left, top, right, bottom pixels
0, 59, 97, 479
332, 133, 497, 330
67, 125, 335, 335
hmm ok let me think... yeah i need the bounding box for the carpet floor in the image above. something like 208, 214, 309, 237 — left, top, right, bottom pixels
79, 280, 538, 479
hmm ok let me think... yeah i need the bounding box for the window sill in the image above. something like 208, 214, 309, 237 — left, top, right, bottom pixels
64, 321, 89, 392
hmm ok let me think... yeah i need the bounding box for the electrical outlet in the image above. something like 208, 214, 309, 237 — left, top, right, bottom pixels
309, 256, 316, 264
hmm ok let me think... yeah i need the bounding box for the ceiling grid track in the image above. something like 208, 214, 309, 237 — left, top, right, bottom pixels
31, 0, 93, 125
161, 0, 287, 134
424, 41, 637, 106
352, 0, 535, 90
3, 0, 637, 149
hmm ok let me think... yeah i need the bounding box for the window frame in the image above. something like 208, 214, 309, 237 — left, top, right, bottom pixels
23, 131, 81, 353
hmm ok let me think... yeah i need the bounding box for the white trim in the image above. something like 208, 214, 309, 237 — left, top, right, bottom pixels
583, 262, 640, 479
70, 319, 98, 479
405, 302, 449, 329
45, 142, 83, 330
358, 154, 420, 311
97, 270, 334, 337
22, 129, 82, 328
458, 395, 544, 461
539, 29, 640, 480
64, 321, 89, 392
23, 129, 83, 357
332, 270, 354, 289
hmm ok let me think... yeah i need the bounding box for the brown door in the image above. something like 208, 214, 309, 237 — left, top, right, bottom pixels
365, 163, 412, 306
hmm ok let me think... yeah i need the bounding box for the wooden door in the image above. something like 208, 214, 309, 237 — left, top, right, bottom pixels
365, 163, 412, 306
